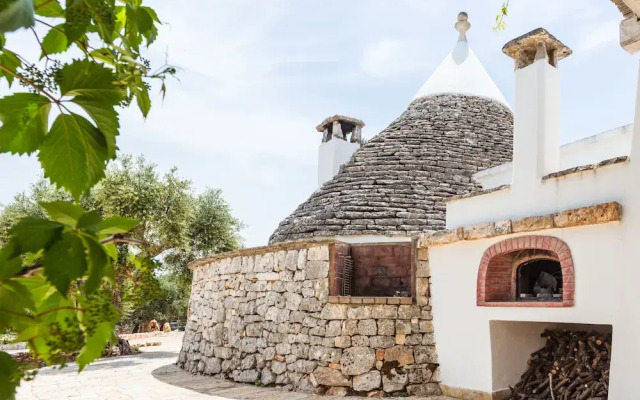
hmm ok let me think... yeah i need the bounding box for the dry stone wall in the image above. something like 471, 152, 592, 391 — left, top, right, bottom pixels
178, 243, 440, 396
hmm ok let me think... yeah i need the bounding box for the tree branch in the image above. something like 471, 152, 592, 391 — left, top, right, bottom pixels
0, 64, 59, 104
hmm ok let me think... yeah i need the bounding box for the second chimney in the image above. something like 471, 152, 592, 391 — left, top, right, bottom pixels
315, 115, 364, 188
503, 28, 572, 187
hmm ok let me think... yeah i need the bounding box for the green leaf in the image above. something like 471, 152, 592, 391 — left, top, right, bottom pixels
0, 0, 35, 33
38, 113, 109, 198
40, 25, 68, 58
58, 59, 118, 94
85, 0, 115, 43
64, 0, 90, 43
136, 86, 150, 118
0, 351, 21, 400
35, 0, 64, 17
72, 93, 119, 158
76, 294, 118, 371
0, 244, 21, 280
98, 216, 137, 234
0, 33, 5, 49
80, 235, 107, 293
76, 211, 101, 231
41, 201, 85, 226
10, 217, 63, 254
0, 49, 20, 86
42, 233, 87, 294
0, 93, 51, 154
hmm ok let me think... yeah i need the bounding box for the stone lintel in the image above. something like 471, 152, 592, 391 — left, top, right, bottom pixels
502, 28, 572, 69
621, 16, 640, 54
315, 115, 365, 133
418, 202, 622, 248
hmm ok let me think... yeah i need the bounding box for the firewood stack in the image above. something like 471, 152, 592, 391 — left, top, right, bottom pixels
507, 329, 611, 400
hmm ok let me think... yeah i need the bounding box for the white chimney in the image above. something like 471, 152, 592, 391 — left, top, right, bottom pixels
316, 115, 364, 188
503, 29, 572, 187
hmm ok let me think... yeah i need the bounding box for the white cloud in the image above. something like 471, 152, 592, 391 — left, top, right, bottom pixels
577, 19, 619, 55
360, 39, 432, 78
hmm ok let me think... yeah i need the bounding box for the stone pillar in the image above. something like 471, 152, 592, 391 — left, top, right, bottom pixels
351, 126, 362, 144
332, 121, 344, 140
502, 29, 572, 188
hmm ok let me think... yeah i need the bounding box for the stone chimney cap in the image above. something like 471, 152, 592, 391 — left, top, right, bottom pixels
502, 28, 572, 69
315, 115, 365, 132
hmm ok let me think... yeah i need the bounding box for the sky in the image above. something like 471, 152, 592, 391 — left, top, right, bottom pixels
0, 0, 637, 247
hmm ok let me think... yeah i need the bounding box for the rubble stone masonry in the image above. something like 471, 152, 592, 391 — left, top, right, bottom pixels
178, 242, 440, 396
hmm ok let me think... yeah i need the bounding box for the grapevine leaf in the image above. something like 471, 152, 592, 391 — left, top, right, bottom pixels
0, 254, 20, 280
0, 0, 35, 33
9, 217, 63, 254
98, 216, 137, 234
40, 24, 68, 58
80, 235, 107, 293
136, 86, 150, 118
85, 0, 115, 44
0, 351, 21, 400
0, 280, 34, 334
72, 92, 120, 158
76, 211, 101, 231
0, 33, 4, 49
41, 201, 85, 226
0, 49, 20, 86
34, 0, 64, 18
58, 59, 117, 93
64, 0, 91, 44
0, 93, 51, 155
42, 234, 87, 294
38, 113, 109, 199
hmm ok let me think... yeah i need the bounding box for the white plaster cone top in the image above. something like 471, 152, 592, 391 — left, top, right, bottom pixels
412, 12, 510, 108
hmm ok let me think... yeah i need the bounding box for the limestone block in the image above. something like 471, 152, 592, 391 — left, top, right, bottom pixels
271, 361, 287, 375
297, 249, 307, 270
384, 346, 414, 367
261, 367, 276, 385
419, 320, 434, 333
511, 215, 554, 233
204, 357, 221, 375
414, 345, 438, 364
341, 347, 376, 376
214, 347, 233, 359
369, 336, 396, 349
357, 319, 377, 336
275, 343, 291, 355
406, 383, 442, 396
407, 365, 433, 383
311, 366, 351, 387
377, 320, 395, 336
352, 335, 370, 347
255, 253, 274, 272
342, 319, 359, 336
321, 304, 348, 320
347, 306, 372, 320
284, 250, 298, 271
416, 278, 430, 306
395, 320, 411, 335
326, 386, 349, 396
335, 336, 352, 348
307, 246, 330, 261
553, 202, 622, 228
353, 370, 381, 392
416, 260, 430, 278
306, 261, 330, 279
405, 334, 423, 346
422, 333, 435, 345
398, 305, 420, 319
382, 368, 408, 392
395, 334, 406, 345
326, 320, 342, 337
241, 354, 256, 370
371, 305, 398, 319
284, 292, 303, 311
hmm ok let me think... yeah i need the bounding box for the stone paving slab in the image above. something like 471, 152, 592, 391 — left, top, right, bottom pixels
15, 332, 453, 400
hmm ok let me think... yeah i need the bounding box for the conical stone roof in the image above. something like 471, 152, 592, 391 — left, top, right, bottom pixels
269, 13, 513, 244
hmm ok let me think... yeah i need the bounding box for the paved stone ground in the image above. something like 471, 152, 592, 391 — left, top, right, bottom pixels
15, 332, 453, 400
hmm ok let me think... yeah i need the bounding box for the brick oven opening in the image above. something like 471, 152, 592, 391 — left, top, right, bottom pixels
516, 259, 563, 302
332, 243, 414, 298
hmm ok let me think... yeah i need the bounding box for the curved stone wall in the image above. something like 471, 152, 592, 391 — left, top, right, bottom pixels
178, 242, 440, 396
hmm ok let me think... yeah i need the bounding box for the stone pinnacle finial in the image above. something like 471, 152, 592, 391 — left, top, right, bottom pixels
455, 12, 470, 40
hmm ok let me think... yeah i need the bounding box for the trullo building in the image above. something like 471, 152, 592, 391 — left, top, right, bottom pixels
179, 4, 640, 399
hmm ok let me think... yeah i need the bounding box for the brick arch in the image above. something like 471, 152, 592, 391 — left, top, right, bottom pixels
477, 236, 575, 307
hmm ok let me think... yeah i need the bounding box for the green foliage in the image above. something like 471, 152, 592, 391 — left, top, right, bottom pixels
494, 1, 510, 31
0, 1, 176, 398
0, 155, 244, 331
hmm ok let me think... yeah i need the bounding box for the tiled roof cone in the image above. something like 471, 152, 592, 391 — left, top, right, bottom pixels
269, 12, 514, 244
413, 12, 509, 107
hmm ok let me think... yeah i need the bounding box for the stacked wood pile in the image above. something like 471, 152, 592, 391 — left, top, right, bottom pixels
507, 329, 611, 400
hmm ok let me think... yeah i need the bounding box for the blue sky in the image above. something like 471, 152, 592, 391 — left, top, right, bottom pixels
0, 0, 637, 247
